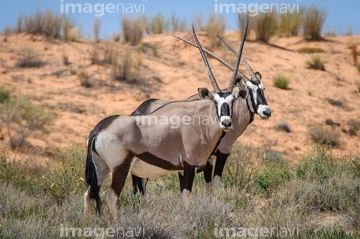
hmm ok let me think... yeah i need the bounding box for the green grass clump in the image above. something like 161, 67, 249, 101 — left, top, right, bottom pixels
0, 87, 10, 103
273, 74, 291, 89
297, 47, 325, 53
303, 6, 328, 40
306, 55, 325, 70
146, 13, 167, 35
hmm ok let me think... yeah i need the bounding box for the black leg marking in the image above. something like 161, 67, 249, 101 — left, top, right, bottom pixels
182, 162, 197, 192
214, 152, 230, 178
178, 172, 184, 192
203, 161, 213, 183
132, 175, 148, 195
111, 153, 134, 196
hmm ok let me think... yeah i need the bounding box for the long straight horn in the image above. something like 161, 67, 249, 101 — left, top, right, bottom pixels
191, 25, 220, 92
173, 35, 251, 82
217, 31, 257, 80
227, 19, 249, 92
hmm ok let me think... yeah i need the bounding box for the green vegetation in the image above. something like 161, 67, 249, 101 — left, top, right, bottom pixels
275, 121, 291, 132
273, 74, 291, 89
297, 47, 325, 53
0, 95, 53, 149
0, 144, 358, 238
306, 55, 325, 70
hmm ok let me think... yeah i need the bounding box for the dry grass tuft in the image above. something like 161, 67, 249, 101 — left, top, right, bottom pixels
303, 6, 328, 41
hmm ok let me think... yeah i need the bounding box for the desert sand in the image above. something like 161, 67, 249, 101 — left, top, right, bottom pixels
0, 31, 359, 162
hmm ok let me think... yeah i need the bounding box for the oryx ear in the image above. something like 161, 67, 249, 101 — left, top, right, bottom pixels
234, 89, 247, 99
255, 71, 262, 80
198, 88, 214, 100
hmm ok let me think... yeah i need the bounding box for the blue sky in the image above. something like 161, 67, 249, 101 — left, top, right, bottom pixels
1, 0, 359, 39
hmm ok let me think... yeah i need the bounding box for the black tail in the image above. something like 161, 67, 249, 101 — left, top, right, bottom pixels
85, 136, 101, 215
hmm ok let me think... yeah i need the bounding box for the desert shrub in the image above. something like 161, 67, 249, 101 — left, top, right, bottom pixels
13, 10, 64, 39
297, 47, 324, 53
77, 70, 92, 88
0, 96, 53, 148
326, 98, 344, 107
357, 64, 360, 73
0, 87, 10, 103
303, 6, 327, 40
273, 74, 290, 89
169, 14, 188, 32
278, 11, 302, 37
39, 147, 86, 204
111, 49, 133, 81
146, 13, 167, 35
253, 160, 292, 196
275, 121, 291, 132
121, 16, 145, 45
306, 55, 325, 70
253, 12, 278, 43
16, 47, 44, 68
93, 18, 101, 42
309, 127, 340, 147
222, 143, 263, 191
198, 14, 226, 48
347, 119, 360, 135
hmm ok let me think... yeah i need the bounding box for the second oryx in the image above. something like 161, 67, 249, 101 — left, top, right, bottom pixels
132, 28, 271, 195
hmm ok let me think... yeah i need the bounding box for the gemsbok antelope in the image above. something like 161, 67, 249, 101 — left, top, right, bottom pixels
84, 25, 249, 220
131, 29, 272, 195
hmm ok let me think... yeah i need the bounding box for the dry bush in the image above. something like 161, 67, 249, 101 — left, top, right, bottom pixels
121, 16, 145, 45
306, 55, 325, 70
309, 127, 340, 147
0, 96, 53, 149
111, 49, 133, 81
169, 14, 188, 32
77, 70, 92, 88
303, 6, 327, 41
202, 14, 226, 48
146, 13, 167, 35
93, 18, 101, 42
16, 47, 44, 68
278, 11, 303, 37
275, 121, 291, 132
253, 12, 278, 43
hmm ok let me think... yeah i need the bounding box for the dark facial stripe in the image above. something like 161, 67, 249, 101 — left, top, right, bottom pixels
220, 102, 231, 117
256, 88, 268, 105
135, 152, 182, 171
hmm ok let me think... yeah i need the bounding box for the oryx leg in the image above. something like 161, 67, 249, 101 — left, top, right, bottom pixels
213, 152, 230, 188
84, 153, 110, 215
106, 153, 134, 220
181, 162, 197, 210
203, 160, 214, 194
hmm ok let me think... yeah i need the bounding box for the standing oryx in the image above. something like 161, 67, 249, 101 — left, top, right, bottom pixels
84, 25, 249, 220
131, 30, 271, 195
